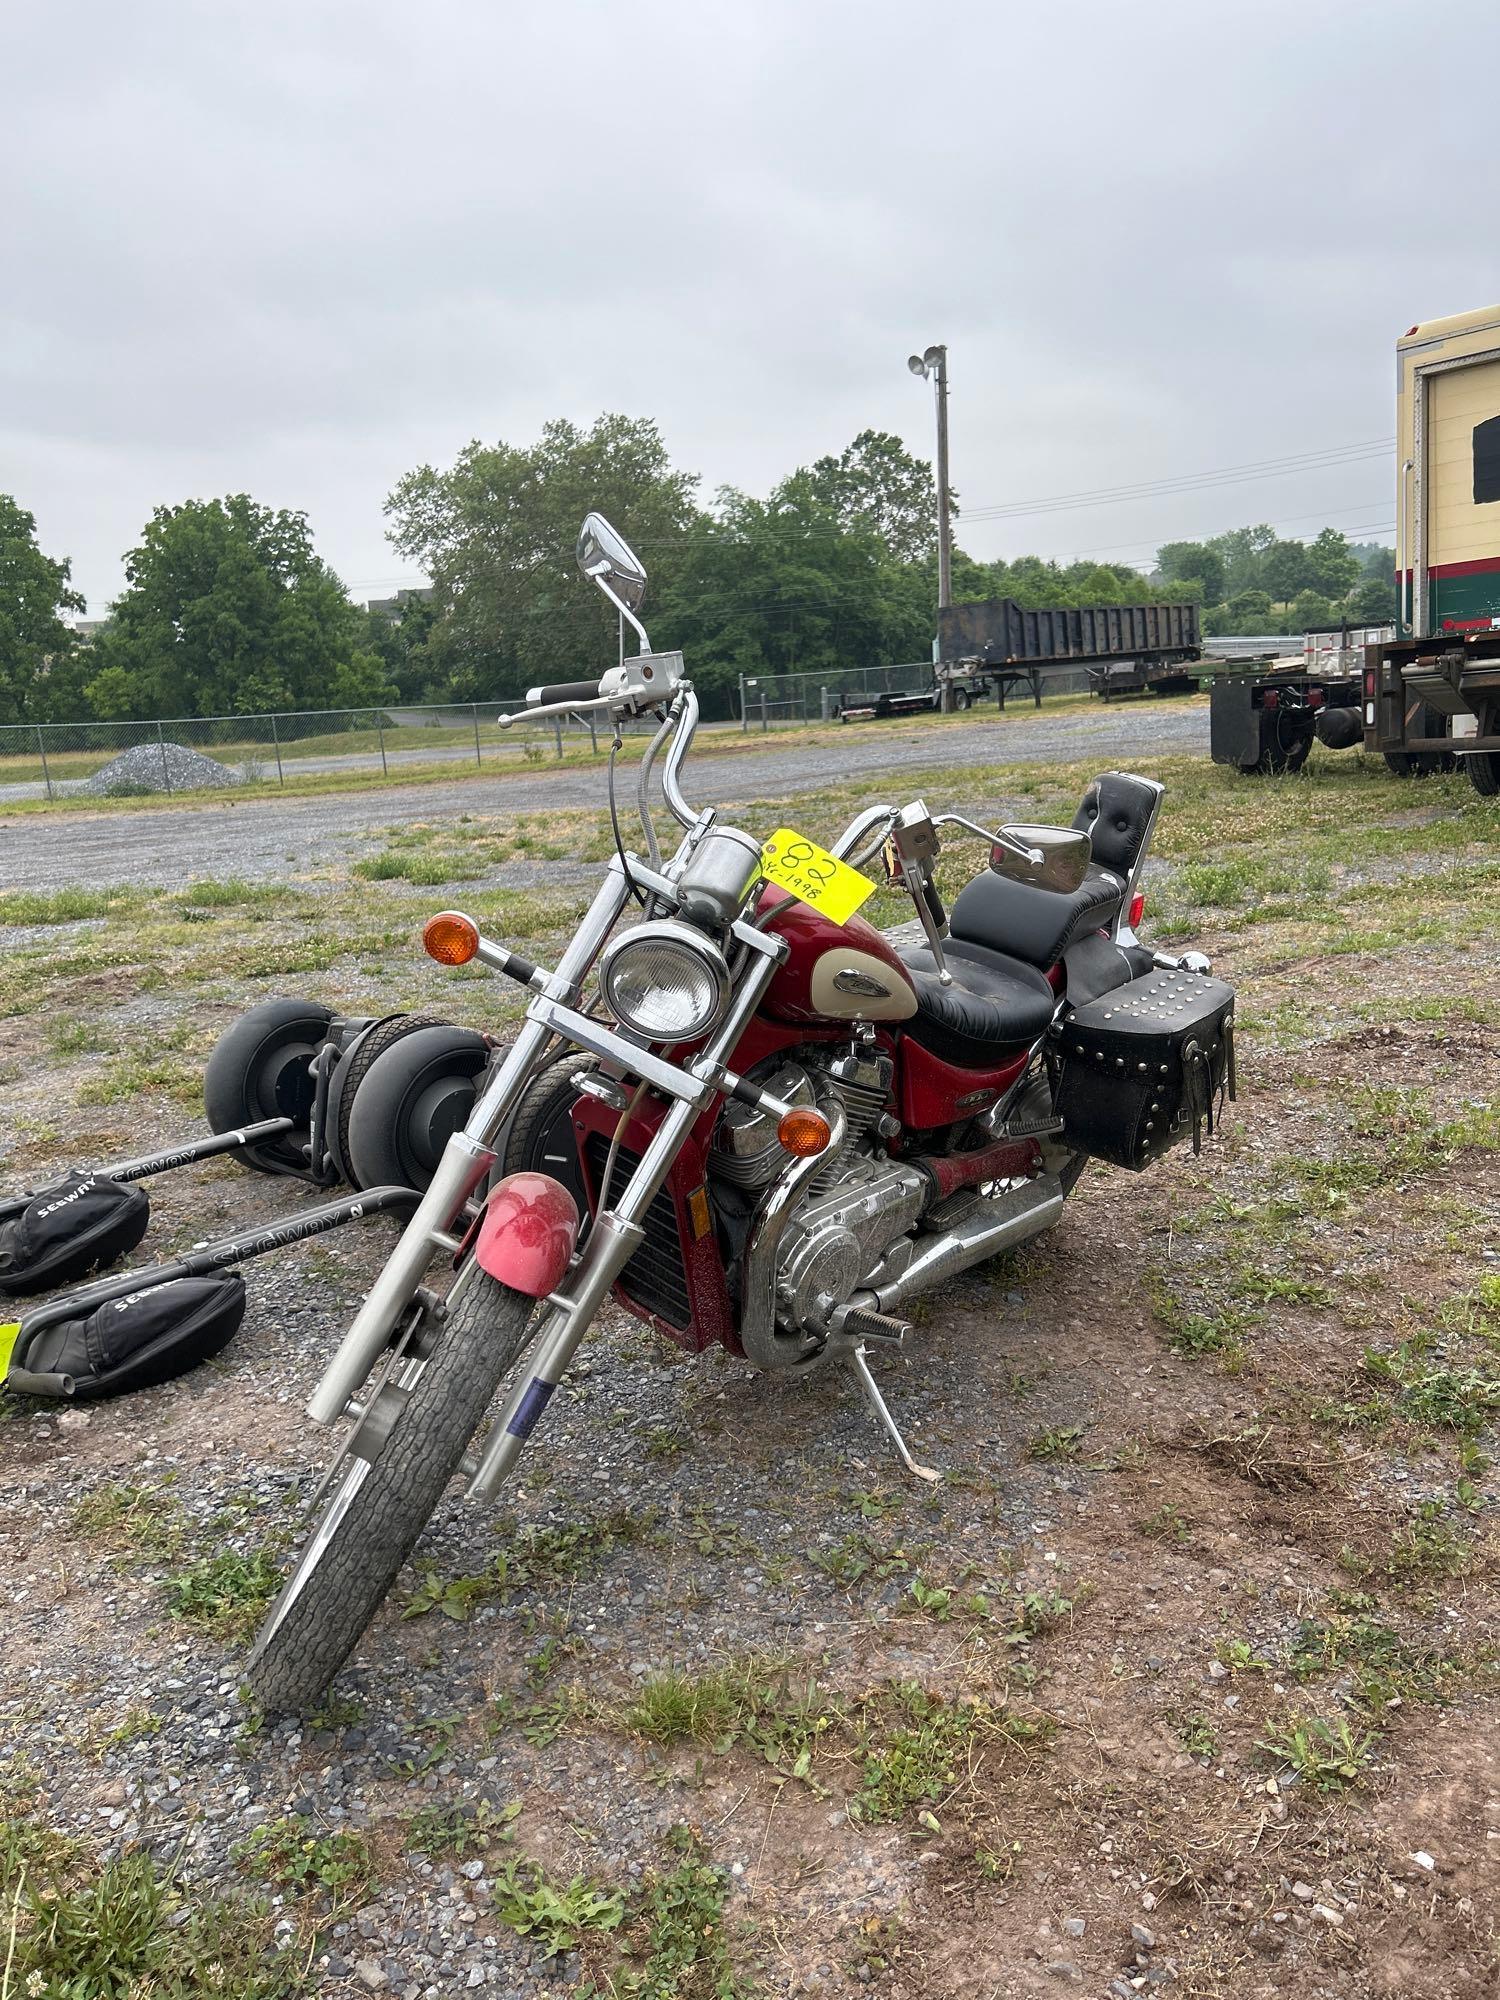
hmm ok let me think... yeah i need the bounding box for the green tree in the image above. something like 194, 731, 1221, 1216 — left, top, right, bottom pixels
88, 496, 390, 719
360, 590, 439, 704
1156, 540, 1226, 606
385, 415, 699, 701
800, 430, 942, 561
1206, 524, 1277, 597
1261, 538, 1314, 607
1348, 571, 1395, 622
657, 483, 934, 704
0, 495, 85, 723
1304, 527, 1360, 601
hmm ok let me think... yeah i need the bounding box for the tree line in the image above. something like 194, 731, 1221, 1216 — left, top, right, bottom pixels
0, 417, 1395, 727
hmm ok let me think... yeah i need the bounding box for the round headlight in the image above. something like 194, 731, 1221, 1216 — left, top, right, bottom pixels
600, 922, 729, 1042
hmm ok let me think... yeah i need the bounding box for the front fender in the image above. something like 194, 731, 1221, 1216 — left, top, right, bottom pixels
473, 1172, 579, 1298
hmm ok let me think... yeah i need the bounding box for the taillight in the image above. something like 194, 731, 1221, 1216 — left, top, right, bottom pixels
1364, 669, 1377, 698
1128, 891, 1146, 930
1263, 690, 1279, 710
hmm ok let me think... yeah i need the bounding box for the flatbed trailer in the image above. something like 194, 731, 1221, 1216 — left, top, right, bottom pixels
1212, 304, 1500, 794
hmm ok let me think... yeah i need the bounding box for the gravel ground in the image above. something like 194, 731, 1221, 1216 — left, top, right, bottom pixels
4, 745, 1498, 1999
0, 702, 1208, 893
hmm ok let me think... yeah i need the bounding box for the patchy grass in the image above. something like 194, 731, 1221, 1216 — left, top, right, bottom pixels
237, 1817, 373, 1900
164, 1545, 284, 1641
0, 1816, 300, 1998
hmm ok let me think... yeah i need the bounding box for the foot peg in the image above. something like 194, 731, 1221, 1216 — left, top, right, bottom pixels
843, 1343, 940, 1484
831, 1302, 912, 1347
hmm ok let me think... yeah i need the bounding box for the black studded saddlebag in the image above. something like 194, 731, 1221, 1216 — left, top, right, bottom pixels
1054, 966, 1236, 1171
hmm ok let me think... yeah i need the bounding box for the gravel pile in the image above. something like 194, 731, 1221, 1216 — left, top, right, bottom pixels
83, 742, 241, 796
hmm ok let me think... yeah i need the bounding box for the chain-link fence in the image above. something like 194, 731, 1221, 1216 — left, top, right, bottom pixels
0, 700, 676, 805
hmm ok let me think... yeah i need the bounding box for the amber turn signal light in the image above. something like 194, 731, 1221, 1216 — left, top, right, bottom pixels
423, 911, 480, 966
777, 1107, 832, 1157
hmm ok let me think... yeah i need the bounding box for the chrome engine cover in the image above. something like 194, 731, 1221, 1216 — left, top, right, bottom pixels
775, 1155, 927, 1331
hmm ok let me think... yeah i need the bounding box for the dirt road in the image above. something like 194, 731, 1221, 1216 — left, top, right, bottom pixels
0, 702, 1208, 893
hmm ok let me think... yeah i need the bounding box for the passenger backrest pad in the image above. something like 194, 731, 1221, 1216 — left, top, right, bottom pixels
1072, 772, 1162, 880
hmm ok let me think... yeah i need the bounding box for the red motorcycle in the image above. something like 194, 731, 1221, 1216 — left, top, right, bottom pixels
247, 515, 1235, 1709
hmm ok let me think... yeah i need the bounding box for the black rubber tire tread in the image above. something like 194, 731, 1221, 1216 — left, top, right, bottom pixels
203, 997, 335, 1175
1467, 750, 1500, 797
245, 1273, 535, 1711
500, 1054, 596, 1208
344, 1024, 490, 1193
331, 1014, 448, 1188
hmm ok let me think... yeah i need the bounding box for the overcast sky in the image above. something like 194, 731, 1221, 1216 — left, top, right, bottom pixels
5, 0, 1499, 613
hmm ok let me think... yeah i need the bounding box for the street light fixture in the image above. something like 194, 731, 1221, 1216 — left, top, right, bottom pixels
906, 344, 952, 613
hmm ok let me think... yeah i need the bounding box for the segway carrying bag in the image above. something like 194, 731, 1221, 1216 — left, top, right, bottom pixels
4, 1273, 247, 1400
0, 1174, 151, 1297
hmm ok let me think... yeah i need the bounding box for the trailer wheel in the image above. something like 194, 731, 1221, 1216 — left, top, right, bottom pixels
1248, 713, 1311, 775
343, 1024, 491, 1193
1384, 702, 1456, 777
949, 687, 971, 712
204, 998, 336, 1176
1467, 750, 1500, 797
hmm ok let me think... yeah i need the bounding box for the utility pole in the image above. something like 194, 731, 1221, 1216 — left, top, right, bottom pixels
909, 342, 954, 702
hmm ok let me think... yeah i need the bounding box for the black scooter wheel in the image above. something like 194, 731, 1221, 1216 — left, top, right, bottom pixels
326, 1014, 451, 1187
343, 1024, 490, 1193
203, 998, 336, 1176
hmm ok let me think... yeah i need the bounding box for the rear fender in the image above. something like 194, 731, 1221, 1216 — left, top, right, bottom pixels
474, 1172, 580, 1298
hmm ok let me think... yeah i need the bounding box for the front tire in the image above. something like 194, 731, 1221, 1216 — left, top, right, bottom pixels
1467, 750, 1500, 796
245, 1273, 535, 1711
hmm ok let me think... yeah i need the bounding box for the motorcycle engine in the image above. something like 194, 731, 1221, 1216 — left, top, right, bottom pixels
709, 1044, 928, 1334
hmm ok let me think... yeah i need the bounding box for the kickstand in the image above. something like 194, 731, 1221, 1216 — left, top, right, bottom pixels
844, 1343, 941, 1484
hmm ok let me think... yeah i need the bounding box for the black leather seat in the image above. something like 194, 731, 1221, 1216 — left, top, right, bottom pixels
946, 772, 1163, 969
948, 863, 1124, 968
896, 938, 1058, 1067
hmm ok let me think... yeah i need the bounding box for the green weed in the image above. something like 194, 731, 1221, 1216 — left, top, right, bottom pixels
238, 1817, 372, 1898
491, 1856, 625, 1957
1258, 1714, 1375, 1792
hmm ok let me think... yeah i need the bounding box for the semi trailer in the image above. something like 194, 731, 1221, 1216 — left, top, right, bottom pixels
1211, 304, 1500, 793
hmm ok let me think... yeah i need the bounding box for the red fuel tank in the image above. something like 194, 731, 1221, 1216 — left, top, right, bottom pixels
757, 886, 918, 1028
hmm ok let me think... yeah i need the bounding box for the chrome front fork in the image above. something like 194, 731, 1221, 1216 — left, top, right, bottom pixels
306, 857, 786, 1501
306, 864, 636, 1427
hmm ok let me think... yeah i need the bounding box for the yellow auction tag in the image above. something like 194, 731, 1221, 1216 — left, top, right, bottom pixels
760, 828, 876, 925
0, 1322, 20, 1386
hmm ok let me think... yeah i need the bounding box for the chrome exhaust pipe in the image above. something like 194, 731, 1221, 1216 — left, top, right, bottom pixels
871, 1175, 1065, 1313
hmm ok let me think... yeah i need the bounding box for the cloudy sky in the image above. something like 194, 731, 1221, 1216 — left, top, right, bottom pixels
5, 0, 1498, 612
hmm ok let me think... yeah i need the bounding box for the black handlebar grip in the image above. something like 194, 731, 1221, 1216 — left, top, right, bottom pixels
530, 679, 602, 707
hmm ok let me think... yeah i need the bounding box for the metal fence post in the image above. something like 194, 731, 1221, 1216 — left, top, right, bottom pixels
376, 714, 388, 778
739, 675, 748, 733
269, 712, 285, 786
587, 713, 598, 755
156, 721, 172, 794
472, 704, 482, 766
759, 691, 768, 734
35, 725, 53, 802
552, 717, 563, 760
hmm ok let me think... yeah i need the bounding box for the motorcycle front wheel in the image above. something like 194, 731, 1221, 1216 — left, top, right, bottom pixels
245, 1272, 535, 1712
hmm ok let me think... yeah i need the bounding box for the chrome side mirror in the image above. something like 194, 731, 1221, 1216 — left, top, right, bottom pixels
576, 513, 648, 611
989, 823, 1093, 893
